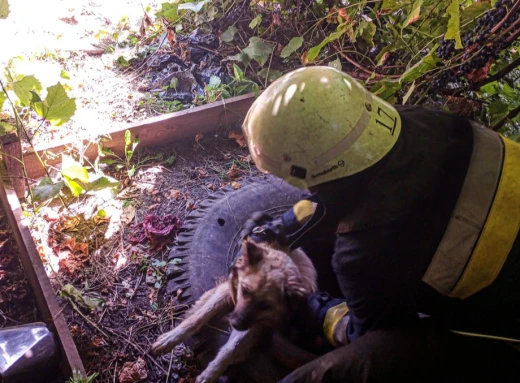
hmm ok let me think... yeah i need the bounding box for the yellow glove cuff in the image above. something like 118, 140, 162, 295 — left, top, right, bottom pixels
323, 302, 349, 347
293, 200, 317, 225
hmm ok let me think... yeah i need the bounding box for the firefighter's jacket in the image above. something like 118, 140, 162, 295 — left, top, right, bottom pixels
281, 105, 520, 344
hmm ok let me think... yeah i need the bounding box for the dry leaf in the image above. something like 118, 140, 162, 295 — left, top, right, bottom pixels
147, 203, 159, 210
231, 181, 242, 189
466, 59, 494, 83
169, 189, 185, 200
228, 131, 247, 147
195, 133, 204, 143
121, 205, 136, 225
119, 357, 147, 383
196, 167, 208, 177
186, 201, 198, 211
226, 164, 241, 179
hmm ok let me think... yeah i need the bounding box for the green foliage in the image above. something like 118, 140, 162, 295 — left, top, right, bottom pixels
65, 370, 99, 383
445, 0, 463, 49
33, 83, 76, 126
241, 37, 275, 67
60, 284, 105, 310
281, 37, 304, 59
221, 25, 238, 43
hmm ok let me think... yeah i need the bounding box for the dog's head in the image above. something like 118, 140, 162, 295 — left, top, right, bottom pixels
228, 238, 309, 331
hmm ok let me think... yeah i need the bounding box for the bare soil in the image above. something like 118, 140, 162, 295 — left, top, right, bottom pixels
27, 129, 262, 382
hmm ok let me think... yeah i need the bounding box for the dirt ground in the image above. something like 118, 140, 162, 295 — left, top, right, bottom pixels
0, 0, 163, 148
24, 128, 262, 382
0, 204, 38, 328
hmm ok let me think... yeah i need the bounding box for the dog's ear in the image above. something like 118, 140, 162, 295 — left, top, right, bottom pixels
229, 267, 239, 306
284, 269, 308, 302
241, 239, 264, 266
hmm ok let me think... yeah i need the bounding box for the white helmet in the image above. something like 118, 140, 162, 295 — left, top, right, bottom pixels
242, 66, 402, 189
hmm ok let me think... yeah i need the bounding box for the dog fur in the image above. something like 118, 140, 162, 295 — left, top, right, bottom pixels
151, 238, 318, 383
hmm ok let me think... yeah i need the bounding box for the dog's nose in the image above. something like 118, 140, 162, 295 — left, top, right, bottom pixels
229, 315, 249, 331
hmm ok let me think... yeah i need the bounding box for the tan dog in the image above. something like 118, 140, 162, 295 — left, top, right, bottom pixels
151, 238, 318, 383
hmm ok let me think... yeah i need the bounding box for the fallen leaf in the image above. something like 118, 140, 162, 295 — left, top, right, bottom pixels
195, 133, 204, 144
147, 203, 159, 210
226, 164, 241, 179
186, 201, 198, 211
231, 181, 242, 189
121, 205, 136, 225
228, 131, 247, 147
195, 167, 208, 177
169, 189, 185, 200
119, 357, 147, 383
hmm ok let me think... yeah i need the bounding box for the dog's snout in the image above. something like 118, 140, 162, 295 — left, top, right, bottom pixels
229, 313, 250, 331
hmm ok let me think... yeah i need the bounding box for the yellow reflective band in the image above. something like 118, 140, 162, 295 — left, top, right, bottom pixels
292, 200, 317, 225
450, 137, 520, 299
323, 302, 349, 346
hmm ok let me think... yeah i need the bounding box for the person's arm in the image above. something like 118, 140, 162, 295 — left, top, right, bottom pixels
332, 224, 421, 343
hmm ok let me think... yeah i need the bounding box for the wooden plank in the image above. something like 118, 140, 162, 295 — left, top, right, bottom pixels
0, 173, 86, 379
22, 92, 257, 179
0, 132, 26, 198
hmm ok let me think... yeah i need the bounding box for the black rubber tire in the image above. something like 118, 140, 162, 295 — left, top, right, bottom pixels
165, 175, 305, 304
162, 175, 339, 381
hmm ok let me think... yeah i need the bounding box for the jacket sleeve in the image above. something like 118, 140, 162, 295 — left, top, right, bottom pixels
332, 223, 422, 343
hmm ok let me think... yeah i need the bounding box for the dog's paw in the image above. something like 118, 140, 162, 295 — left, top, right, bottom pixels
195, 370, 219, 383
150, 330, 186, 355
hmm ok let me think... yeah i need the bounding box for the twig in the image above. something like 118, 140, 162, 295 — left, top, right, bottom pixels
333, 46, 401, 79
67, 298, 110, 338
492, 104, 520, 131
167, 349, 175, 381
490, 0, 520, 34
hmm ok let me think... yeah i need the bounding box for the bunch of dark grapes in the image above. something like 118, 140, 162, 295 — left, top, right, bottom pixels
430, 0, 517, 95
437, 38, 456, 59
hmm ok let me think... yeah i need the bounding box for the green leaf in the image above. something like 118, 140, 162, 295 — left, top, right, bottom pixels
233, 64, 244, 80
12, 76, 42, 106
382, 0, 403, 10
0, 0, 9, 18
33, 83, 76, 126
97, 209, 107, 217
461, 1, 490, 24
280, 37, 304, 58
221, 25, 238, 43
124, 129, 132, 148
61, 155, 89, 197
31, 177, 65, 202
228, 51, 250, 67
249, 14, 262, 29
83, 176, 121, 192
357, 21, 377, 46
488, 100, 508, 115
376, 46, 395, 66
402, 81, 416, 105
480, 82, 498, 95
0, 90, 6, 109
0, 121, 15, 136
60, 284, 104, 310
328, 57, 342, 70
115, 56, 129, 68
307, 28, 346, 62
178, 0, 208, 13
60, 69, 71, 79
157, 2, 179, 22
402, 0, 423, 28
445, 0, 463, 50
399, 47, 439, 84
257, 68, 282, 83
242, 37, 274, 67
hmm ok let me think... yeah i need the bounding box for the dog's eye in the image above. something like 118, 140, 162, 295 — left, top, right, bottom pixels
241, 286, 251, 298
258, 301, 272, 311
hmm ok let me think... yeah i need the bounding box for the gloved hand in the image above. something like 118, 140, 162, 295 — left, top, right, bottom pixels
240, 211, 288, 245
